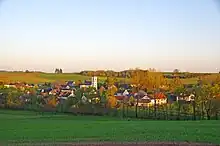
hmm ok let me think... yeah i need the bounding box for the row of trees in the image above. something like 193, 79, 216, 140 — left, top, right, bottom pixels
79, 69, 212, 79
55, 68, 63, 74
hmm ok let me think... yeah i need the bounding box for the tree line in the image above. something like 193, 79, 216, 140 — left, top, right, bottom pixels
79, 69, 213, 79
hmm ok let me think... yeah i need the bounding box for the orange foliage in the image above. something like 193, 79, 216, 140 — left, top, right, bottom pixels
107, 96, 117, 108
48, 97, 57, 107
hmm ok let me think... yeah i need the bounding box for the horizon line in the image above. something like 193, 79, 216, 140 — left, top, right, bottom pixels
0, 69, 218, 74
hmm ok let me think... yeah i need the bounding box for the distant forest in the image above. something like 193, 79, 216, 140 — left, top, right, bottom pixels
79, 69, 213, 79
0, 69, 216, 79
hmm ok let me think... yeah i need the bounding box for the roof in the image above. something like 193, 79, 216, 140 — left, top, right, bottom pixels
154, 92, 166, 99
114, 95, 130, 100
80, 83, 91, 86
85, 81, 92, 84
67, 81, 74, 85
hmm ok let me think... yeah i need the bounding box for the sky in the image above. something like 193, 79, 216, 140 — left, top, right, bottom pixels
0, 0, 220, 73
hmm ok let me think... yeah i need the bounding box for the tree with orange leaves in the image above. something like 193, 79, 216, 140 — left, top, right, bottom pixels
130, 68, 167, 118
106, 76, 118, 108
106, 84, 118, 108
48, 96, 57, 107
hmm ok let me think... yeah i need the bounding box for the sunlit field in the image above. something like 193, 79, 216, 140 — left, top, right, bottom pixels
0, 72, 107, 83
0, 72, 198, 84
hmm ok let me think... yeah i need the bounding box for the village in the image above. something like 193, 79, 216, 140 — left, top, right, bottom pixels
0, 75, 196, 110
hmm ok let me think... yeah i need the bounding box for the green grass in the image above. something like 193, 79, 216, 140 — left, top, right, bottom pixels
0, 110, 219, 144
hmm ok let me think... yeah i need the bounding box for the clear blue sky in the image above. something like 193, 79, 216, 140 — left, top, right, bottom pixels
0, 0, 220, 73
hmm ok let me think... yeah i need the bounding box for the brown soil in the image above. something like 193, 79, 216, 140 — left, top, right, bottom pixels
5, 142, 219, 146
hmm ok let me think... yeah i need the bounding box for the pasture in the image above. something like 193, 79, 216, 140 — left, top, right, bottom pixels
0, 72, 198, 84
0, 110, 219, 144
0, 72, 107, 83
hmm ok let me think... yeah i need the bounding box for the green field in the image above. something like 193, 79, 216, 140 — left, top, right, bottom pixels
0, 72, 108, 83
0, 72, 198, 84
0, 110, 219, 144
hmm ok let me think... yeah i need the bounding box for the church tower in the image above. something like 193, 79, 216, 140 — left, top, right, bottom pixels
91, 76, 98, 90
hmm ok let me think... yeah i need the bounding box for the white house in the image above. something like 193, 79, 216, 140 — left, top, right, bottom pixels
177, 94, 195, 102
4, 84, 16, 88
80, 76, 98, 90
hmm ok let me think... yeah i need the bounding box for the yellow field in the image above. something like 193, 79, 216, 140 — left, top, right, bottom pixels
0, 72, 198, 84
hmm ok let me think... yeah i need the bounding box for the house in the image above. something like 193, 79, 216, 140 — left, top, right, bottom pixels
137, 95, 152, 107
114, 90, 131, 101
25, 84, 34, 88
4, 83, 16, 88
177, 93, 195, 102
79, 76, 98, 89
136, 92, 167, 107
66, 81, 75, 87
80, 82, 91, 88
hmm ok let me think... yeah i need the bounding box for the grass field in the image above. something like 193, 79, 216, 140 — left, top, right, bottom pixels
0, 72, 198, 84
0, 110, 219, 144
0, 72, 108, 83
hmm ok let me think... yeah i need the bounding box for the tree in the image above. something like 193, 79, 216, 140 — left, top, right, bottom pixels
106, 85, 118, 108
193, 85, 205, 119
100, 90, 108, 107
59, 68, 63, 73
99, 86, 105, 96
128, 96, 135, 106
169, 76, 183, 92
130, 69, 167, 118
173, 69, 180, 73
199, 74, 220, 85
107, 95, 117, 108
75, 80, 82, 86
55, 68, 59, 74
48, 96, 57, 107
106, 76, 116, 87
55, 68, 63, 74
202, 84, 220, 120
6, 89, 23, 107
173, 86, 186, 120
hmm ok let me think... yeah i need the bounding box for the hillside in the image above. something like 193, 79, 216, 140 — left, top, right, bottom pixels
0, 72, 104, 83
0, 72, 198, 84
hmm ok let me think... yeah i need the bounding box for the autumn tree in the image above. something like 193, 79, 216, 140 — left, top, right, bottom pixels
199, 74, 220, 85
75, 80, 82, 86
130, 69, 167, 118
169, 76, 183, 92
106, 76, 118, 108
48, 96, 57, 107
106, 76, 116, 87
202, 84, 220, 120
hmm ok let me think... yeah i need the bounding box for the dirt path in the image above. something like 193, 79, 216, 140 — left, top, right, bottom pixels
4, 142, 219, 146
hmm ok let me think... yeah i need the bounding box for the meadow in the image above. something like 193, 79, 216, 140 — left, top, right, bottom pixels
0, 72, 198, 84
0, 110, 219, 144
0, 72, 107, 83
